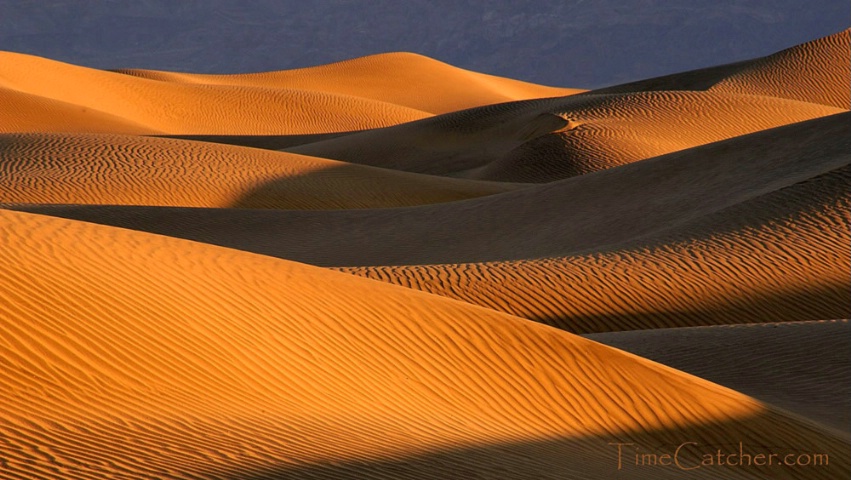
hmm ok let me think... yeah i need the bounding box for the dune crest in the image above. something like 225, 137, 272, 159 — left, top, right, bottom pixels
118, 52, 584, 115
287, 91, 841, 182
0, 51, 431, 135
593, 29, 850, 109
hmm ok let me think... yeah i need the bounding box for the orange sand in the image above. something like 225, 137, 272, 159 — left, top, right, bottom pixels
1, 209, 846, 479
1, 29, 848, 480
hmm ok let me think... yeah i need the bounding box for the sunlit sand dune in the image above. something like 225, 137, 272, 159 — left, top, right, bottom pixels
1, 209, 847, 479
594, 29, 850, 109
0, 133, 517, 209
0, 51, 430, 135
287, 90, 840, 182
588, 321, 851, 435
0, 86, 159, 135
118, 52, 584, 114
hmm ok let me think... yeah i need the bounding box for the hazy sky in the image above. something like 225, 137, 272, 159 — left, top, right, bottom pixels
1, 1, 847, 87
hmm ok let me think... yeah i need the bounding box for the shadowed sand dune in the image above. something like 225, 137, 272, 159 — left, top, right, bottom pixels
0, 51, 432, 135
588, 321, 851, 435
1, 209, 847, 479
16, 113, 848, 333
0, 133, 518, 209
592, 29, 850, 109
286, 90, 841, 182
118, 52, 584, 115
344, 162, 850, 331
21, 112, 848, 265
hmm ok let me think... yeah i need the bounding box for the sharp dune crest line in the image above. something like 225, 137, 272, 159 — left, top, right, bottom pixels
3, 210, 846, 479
0, 132, 518, 209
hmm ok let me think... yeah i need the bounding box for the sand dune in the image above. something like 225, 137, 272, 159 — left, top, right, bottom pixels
17, 113, 848, 333
588, 321, 851, 435
0, 51, 431, 135
0, 86, 159, 135
25, 113, 847, 265
118, 52, 584, 115
2, 31, 848, 480
286, 90, 840, 182
0, 133, 517, 209
1, 209, 847, 479
594, 29, 850, 109
344, 162, 850, 332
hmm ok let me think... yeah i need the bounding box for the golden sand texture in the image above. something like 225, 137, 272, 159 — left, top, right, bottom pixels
18, 113, 846, 334
27, 112, 847, 265
1, 209, 847, 479
345, 162, 850, 332
0, 51, 431, 135
0, 133, 517, 209
707, 29, 850, 109
118, 52, 584, 115
286, 90, 841, 182
594, 29, 850, 109
588, 321, 851, 435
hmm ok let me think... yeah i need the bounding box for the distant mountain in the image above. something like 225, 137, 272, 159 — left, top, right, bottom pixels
1, 0, 847, 88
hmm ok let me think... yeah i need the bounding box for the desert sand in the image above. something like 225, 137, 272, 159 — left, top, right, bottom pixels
1, 28, 849, 479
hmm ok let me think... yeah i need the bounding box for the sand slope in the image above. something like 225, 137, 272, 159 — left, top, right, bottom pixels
345, 162, 850, 332
1, 209, 847, 479
118, 52, 584, 115
0, 51, 431, 135
286, 90, 841, 182
593, 29, 850, 109
588, 321, 851, 435
25, 113, 847, 265
0, 133, 517, 209
18, 113, 849, 333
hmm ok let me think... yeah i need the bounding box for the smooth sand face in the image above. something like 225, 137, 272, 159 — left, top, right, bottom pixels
1, 28, 849, 480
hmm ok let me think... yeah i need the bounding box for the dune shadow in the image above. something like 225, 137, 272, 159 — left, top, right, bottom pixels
208, 412, 848, 480
155, 131, 355, 150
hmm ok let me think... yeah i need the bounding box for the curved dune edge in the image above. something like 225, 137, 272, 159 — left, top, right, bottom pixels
19, 114, 848, 333
117, 52, 584, 115
587, 320, 851, 435
286, 90, 841, 182
0, 133, 518, 210
0, 51, 431, 135
344, 161, 850, 332
593, 29, 850, 109
21, 112, 847, 266
1, 209, 847, 479
0, 86, 161, 135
